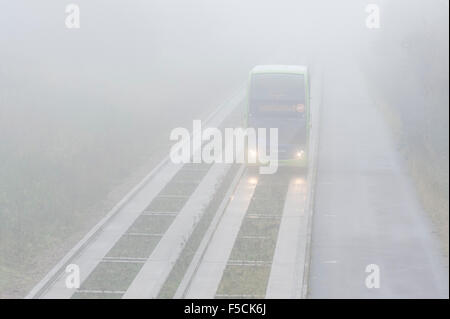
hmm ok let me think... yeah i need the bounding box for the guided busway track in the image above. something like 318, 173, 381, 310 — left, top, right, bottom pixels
26, 74, 321, 299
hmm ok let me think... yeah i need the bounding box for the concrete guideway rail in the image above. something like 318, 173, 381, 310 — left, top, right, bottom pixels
265, 178, 308, 298
184, 169, 257, 298
174, 164, 246, 299
123, 163, 232, 298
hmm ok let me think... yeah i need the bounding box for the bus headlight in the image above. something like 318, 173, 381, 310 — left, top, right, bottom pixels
296, 150, 305, 159
248, 149, 258, 162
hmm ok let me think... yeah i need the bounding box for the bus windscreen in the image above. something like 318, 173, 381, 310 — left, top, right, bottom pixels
249, 73, 305, 118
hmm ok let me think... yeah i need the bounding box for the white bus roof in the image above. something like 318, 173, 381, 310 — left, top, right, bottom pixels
250, 65, 308, 75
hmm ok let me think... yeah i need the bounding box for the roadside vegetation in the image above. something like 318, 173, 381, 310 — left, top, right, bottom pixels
363, 0, 449, 259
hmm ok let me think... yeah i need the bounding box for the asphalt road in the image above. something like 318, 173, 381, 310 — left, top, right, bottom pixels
308, 62, 448, 298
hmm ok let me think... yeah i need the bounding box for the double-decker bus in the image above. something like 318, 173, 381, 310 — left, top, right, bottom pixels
246, 65, 310, 167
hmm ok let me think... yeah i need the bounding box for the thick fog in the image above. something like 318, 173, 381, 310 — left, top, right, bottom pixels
0, 0, 448, 298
